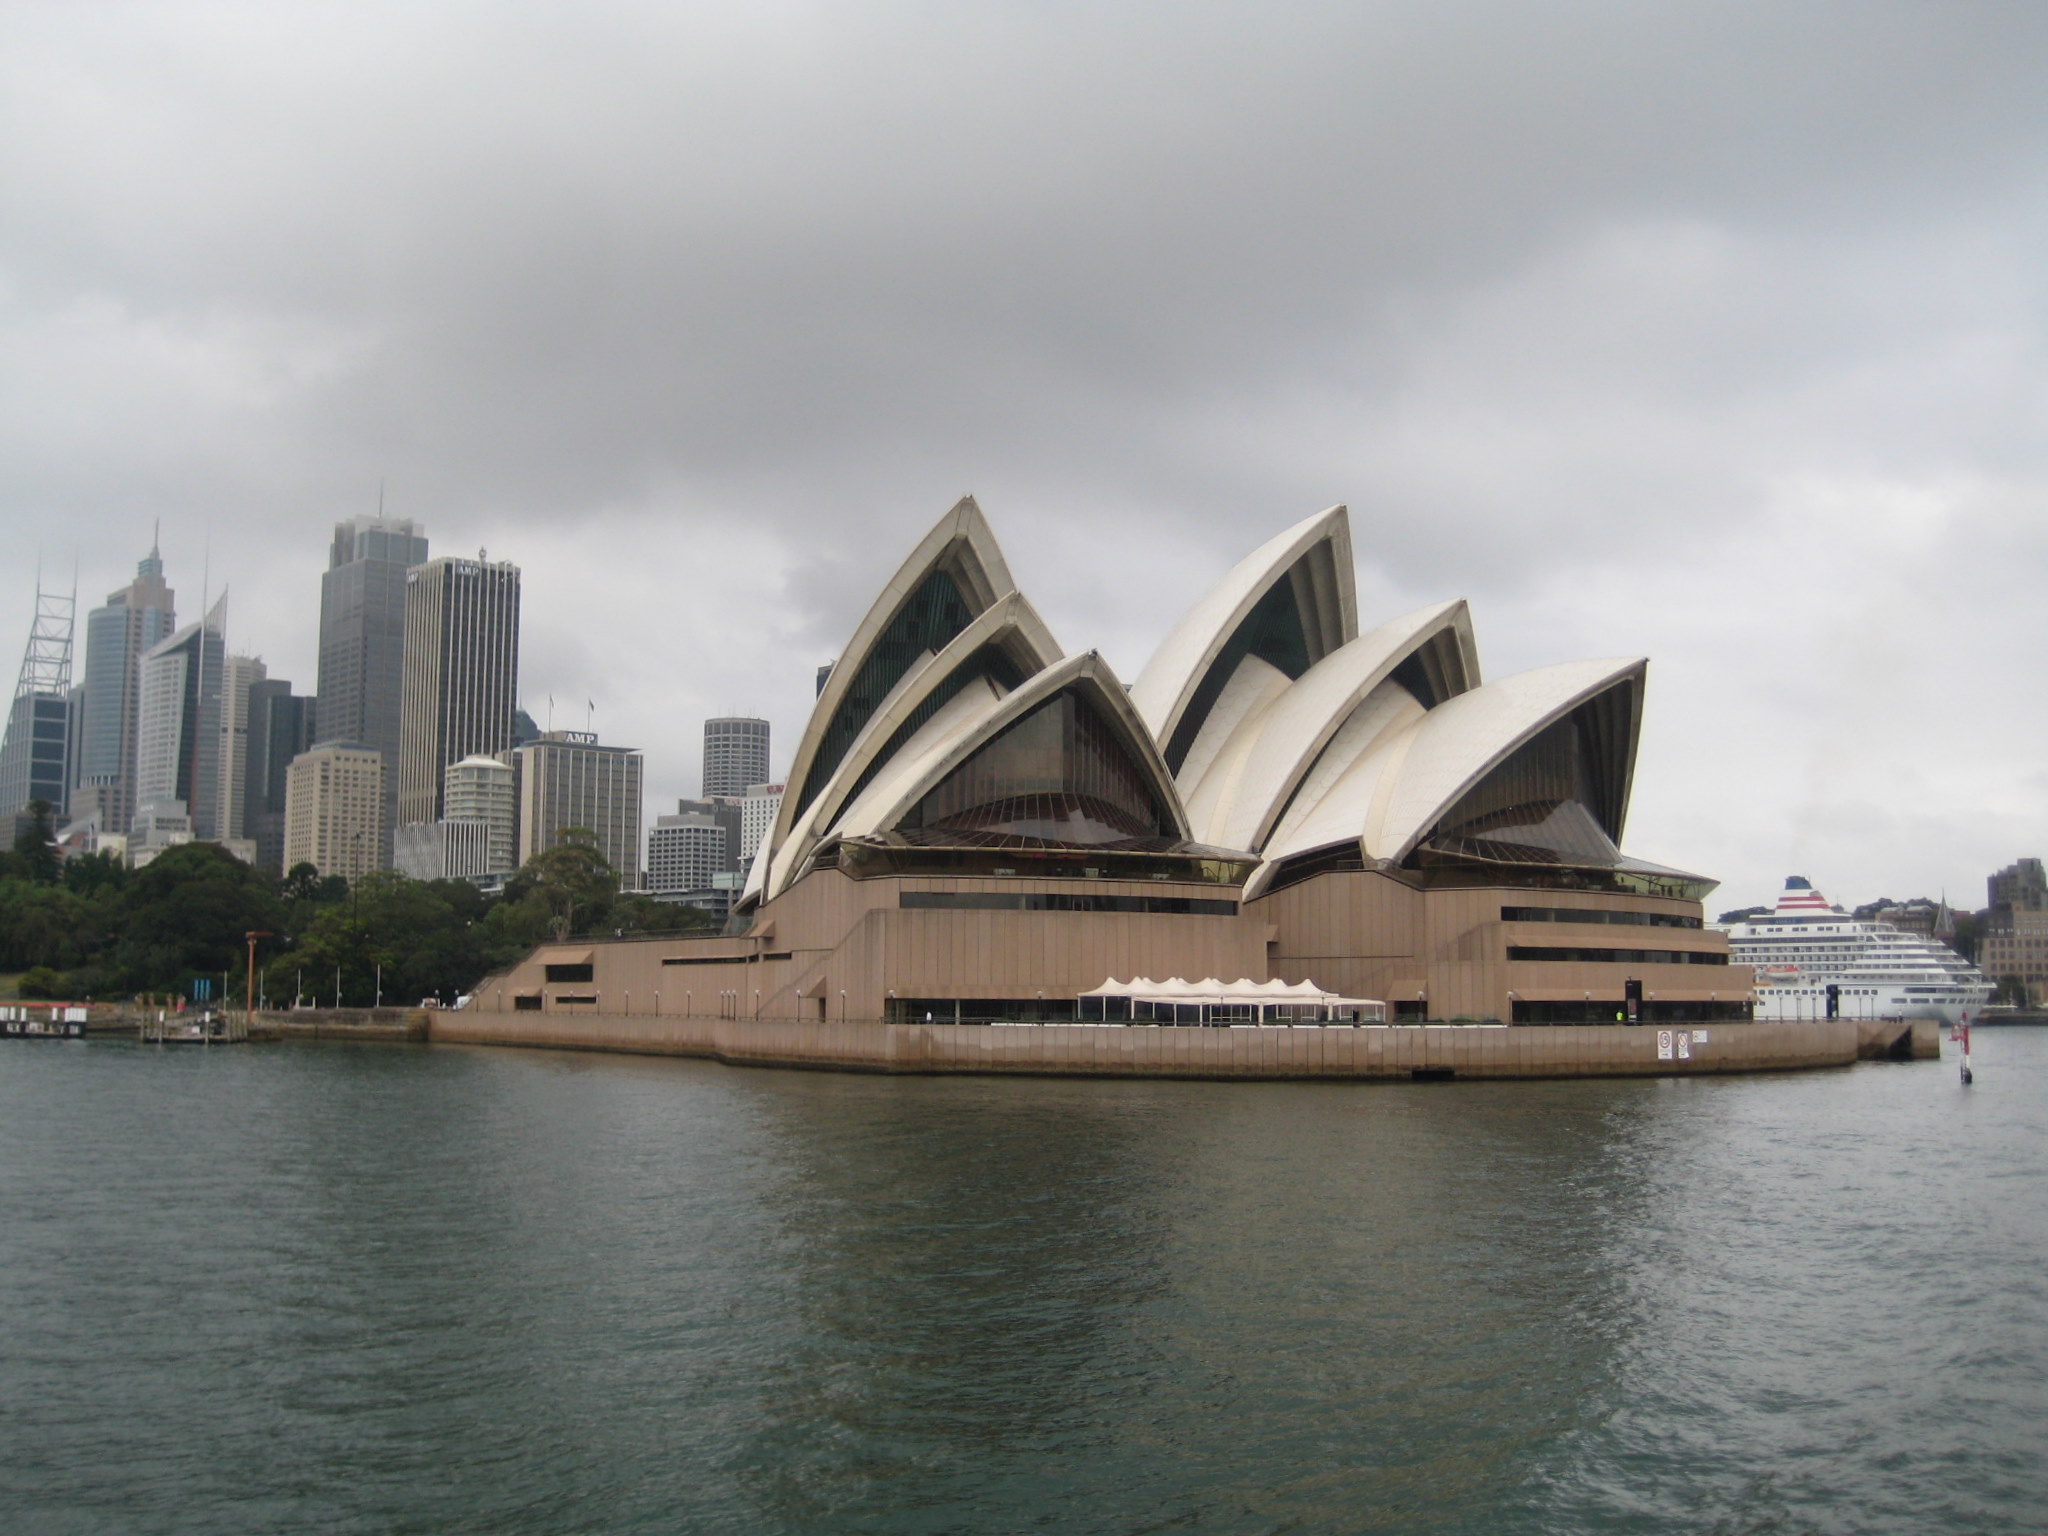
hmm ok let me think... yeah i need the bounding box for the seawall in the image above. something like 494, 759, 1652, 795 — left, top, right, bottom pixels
428, 1012, 1870, 1080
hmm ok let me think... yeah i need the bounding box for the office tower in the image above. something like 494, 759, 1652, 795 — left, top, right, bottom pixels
0, 571, 76, 823
647, 813, 731, 902
703, 716, 769, 799
397, 753, 518, 883
397, 555, 520, 830
740, 782, 784, 865
283, 743, 385, 881
318, 515, 428, 862
674, 794, 741, 874
214, 653, 266, 842
514, 731, 643, 885
242, 680, 314, 874
134, 592, 227, 840
73, 539, 176, 830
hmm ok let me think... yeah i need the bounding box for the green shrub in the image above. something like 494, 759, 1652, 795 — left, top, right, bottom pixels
17, 965, 65, 999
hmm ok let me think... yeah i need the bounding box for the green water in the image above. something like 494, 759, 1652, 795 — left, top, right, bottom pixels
3, 1033, 2043, 1533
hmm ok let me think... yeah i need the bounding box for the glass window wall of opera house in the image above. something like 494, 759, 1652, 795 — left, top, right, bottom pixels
478, 499, 1750, 1027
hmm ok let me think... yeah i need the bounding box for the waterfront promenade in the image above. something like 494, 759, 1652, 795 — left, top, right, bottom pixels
429, 1011, 1927, 1078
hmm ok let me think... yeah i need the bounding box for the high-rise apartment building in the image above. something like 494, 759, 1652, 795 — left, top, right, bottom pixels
674, 795, 742, 874
514, 731, 643, 885
1980, 909, 2048, 1005
1988, 858, 2047, 912
73, 540, 175, 830
397, 555, 521, 830
647, 813, 732, 902
319, 515, 428, 863
446, 754, 518, 875
0, 572, 76, 824
134, 594, 227, 840
703, 716, 769, 799
283, 743, 385, 882
740, 782, 784, 865
243, 680, 314, 874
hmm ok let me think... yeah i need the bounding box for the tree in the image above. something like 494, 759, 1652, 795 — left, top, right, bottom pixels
281, 862, 326, 903
108, 842, 285, 994
503, 827, 618, 940
1995, 974, 2031, 1007
12, 800, 59, 885
0, 882, 96, 971
64, 849, 127, 898
264, 870, 488, 1006
16, 965, 65, 1000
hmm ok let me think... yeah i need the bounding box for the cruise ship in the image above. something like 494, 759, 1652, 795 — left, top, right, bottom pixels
1722, 877, 1990, 1024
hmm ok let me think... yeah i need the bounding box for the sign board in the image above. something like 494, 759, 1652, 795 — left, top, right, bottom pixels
1676, 1033, 1691, 1059
1692, 1030, 1709, 1044
1657, 1029, 1674, 1060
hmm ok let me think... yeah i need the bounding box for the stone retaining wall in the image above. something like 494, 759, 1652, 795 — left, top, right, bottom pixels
429, 1012, 1864, 1080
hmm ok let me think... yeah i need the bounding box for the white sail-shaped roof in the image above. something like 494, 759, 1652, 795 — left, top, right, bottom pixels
828, 650, 1192, 847
761, 592, 1063, 898
1245, 657, 1646, 897
766, 496, 1017, 873
1369, 657, 1644, 864
1178, 599, 1477, 854
1130, 506, 1357, 774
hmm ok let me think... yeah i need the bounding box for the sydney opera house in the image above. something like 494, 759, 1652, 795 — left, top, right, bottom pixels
476, 499, 1754, 1034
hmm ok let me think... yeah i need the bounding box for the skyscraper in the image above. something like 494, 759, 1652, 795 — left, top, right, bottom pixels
0, 571, 76, 824
73, 540, 175, 830
514, 731, 643, 885
134, 592, 227, 839
397, 555, 521, 829
703, 716, 769, 799
740, 782, 784, 865
283, 743, 385, 882
243, 679, 314, 874
214, 652, 266, 843
319, 515, 429, 863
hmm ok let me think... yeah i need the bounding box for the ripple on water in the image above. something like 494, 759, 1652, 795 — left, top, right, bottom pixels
0, 1033, 2043, 1534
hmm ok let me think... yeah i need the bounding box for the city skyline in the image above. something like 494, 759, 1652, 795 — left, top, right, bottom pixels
5, 6, 2048, 908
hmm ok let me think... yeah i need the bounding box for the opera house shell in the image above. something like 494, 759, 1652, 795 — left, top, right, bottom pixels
483, 499, 1748, 1029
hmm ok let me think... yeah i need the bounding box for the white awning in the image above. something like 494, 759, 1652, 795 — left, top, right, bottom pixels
1079, 975, 1383, 1008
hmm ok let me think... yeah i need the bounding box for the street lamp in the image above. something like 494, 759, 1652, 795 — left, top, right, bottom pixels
244, 930, 274, 1026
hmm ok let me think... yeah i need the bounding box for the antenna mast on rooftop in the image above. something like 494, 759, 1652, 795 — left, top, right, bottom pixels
14, 561, 75, 701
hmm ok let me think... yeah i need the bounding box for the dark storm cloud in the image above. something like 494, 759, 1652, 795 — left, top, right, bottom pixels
3, 1, 2046, 901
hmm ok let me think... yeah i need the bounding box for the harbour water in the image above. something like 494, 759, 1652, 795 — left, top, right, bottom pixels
3, 1034, 2043, 1534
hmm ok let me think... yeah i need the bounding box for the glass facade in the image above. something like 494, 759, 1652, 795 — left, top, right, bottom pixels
838, 643, 1028, 813
795, 568, 974, 818
899, 891, 1237, 915
1506, 945, 1728, 965
901, 689, 1171, 846
1163, 560, 1315, 774
1502, 905, 1702, 929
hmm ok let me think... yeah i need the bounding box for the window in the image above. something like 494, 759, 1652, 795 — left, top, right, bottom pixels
900, 891, 1237, 915
1503, 906, 1701, 929
1507, 945, 1728, 966
900, 689, 1170, 846
545, 963, 594, 983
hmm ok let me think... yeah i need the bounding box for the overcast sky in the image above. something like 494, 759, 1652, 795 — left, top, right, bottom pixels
4, 1, 2045, 912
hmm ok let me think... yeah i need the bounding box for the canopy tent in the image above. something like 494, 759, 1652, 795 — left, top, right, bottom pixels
1078, 976, 1385, 1024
